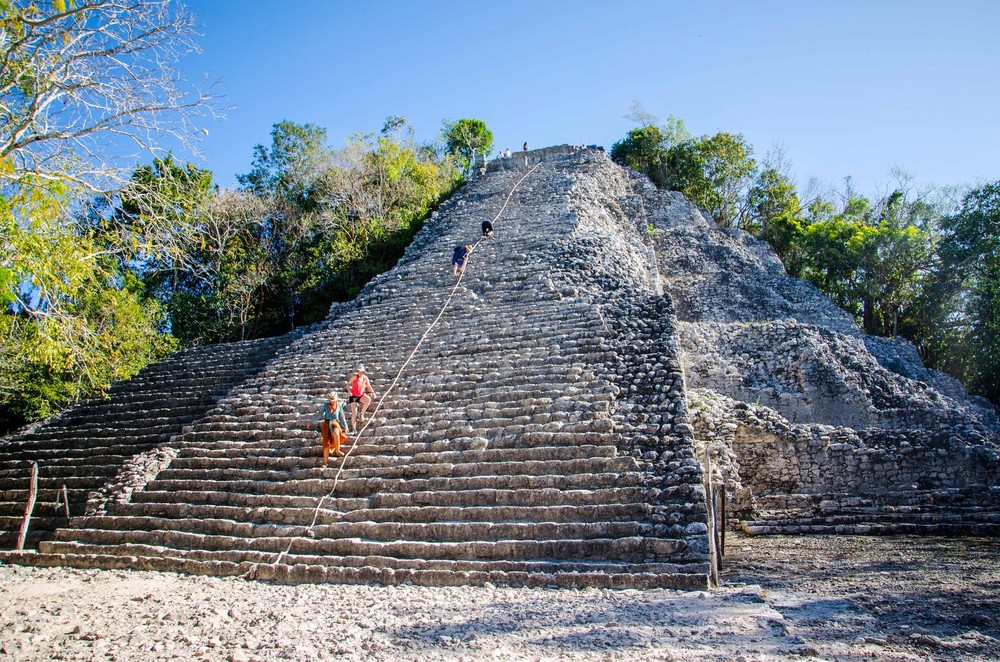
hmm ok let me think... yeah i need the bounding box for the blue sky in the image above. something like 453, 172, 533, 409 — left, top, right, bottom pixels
179, 0, 999, 195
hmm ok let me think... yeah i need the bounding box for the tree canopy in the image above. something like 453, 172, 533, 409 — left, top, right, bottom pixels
0, 0, 217, 191
0, 0, 217, 430
442, 118, 494, 171
119, 118, 462, 346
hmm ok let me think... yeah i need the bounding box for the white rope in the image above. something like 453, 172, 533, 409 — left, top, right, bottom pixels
264, 162, 542, 570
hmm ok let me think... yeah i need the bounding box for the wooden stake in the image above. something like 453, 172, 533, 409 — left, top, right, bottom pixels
61, 484, 71, 520
15, 462, 39, 551
720, 487, 727, 559
703, 449, 719, 587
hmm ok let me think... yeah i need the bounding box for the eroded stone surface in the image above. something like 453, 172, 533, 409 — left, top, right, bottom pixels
628, 172, 1000, 532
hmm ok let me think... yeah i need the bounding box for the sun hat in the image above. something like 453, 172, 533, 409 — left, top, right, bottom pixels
356, 365, 366, 373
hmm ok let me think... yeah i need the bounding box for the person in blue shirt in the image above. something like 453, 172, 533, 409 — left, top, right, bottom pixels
311, 392, 349, 467
452, 244, 471, 276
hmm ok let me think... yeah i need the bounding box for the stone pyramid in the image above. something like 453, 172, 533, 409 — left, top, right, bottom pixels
1, 145, 996, 588
0, 147, 713, 588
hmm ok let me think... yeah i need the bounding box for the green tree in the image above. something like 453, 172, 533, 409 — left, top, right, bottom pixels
611, 108, 689, 187
123, 118, 462, 344
120, 158, 277, 344
0, 179, 175, 427
925, 182, 1000, 404
442, 118, 494, 172
236, 120, 338, 329
681, 132, 757, 229
744, 167, 800, 234
781, 189, 935, 337
0, 0, 215, 427
311, 122, 460, 306
610, 125, 669, 185
238, 120, 332, 209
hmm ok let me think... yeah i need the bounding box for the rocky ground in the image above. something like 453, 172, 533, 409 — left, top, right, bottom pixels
1, 534, 997, 661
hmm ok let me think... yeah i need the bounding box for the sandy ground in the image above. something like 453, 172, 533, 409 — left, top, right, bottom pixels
0, 534, 997, 661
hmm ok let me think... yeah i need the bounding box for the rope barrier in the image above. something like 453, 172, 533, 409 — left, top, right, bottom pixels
263, 161, 543, 570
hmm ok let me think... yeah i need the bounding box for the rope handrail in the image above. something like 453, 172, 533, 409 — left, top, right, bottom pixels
264, 161, 543, 570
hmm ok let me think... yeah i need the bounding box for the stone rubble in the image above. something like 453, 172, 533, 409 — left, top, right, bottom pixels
629, 171, 1000, 534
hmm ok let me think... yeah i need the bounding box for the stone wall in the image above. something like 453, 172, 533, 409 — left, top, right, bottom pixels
626, 167, 1000, 530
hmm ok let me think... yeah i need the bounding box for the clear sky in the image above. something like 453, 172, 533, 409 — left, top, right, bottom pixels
178, 0, 999, 195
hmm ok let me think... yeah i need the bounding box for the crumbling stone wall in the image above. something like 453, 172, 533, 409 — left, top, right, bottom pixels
628, 170, 1000, 527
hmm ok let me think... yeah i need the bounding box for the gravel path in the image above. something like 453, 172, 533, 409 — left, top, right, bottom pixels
2, 535, 997, 661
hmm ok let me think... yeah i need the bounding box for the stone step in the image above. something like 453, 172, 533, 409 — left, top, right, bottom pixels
339, 503, 652, 524
746, 508, 1000, 527
0, 447, 160, 465
42, 527, 695, 562
132, 485, 659, 512
0, 531, 51, 549
751, 488, 1000, 514
0, 502, 86, 522
8, 426, 177, 445
107, 502, 343, 526
178, 428, 619, 458
353, 430, 619, 453
0, 475, 110, 490
741, 520, 1000, 536
14, 407, 210, 432
154, 456, 636, 484
0, 487, 92, 503
173, 417, 613, 446
264, 361, 607, 387
0, 514, 68, 531
0, 550, 708, 589
155, 466, 362, 483
112, 498, 651, 526
145, 470, 649, 498
56, 515, 655, 544
354, 456, 638, 481
167, 444, 618, 472
130, 490, 368, 512
367, 485, 664, 509
0, 461, 134, 480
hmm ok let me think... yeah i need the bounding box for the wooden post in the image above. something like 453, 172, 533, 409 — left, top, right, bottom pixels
714, 485, 724, 574
720, 486, 727, 560
703, 449, 719, 587
61, 485, 71, 520
15, 462, 39, 551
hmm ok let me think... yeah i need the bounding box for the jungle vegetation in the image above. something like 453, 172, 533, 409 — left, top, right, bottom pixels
611, 105, 1000, 408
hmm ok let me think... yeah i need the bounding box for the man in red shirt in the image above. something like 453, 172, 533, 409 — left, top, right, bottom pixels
346, 365, 377, 433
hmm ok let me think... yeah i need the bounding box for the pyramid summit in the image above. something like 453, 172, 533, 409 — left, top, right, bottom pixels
2, 145, 997, 588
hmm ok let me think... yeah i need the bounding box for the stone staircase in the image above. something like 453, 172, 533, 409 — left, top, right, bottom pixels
0, 335, 297, 548
0, 147, 713, 588
740, 488, 1000, 536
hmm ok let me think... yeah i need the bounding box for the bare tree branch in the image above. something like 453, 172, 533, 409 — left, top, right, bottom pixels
0, 0, 221, 192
